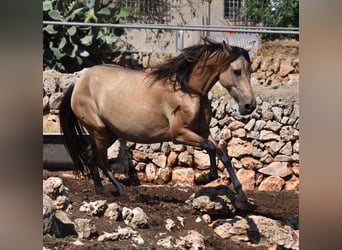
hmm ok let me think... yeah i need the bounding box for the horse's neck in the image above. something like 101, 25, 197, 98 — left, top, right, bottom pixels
188, 64, 219, 96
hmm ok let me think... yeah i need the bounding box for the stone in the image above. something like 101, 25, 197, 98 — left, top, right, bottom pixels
122, 207, 149, 229
260, 56, 273, 71
285, 175, 299, 190
165, 218, 176, 231
49, 92, 64, 111
227, 137, 254, 158
293, 140, 299, 153
280, 141, 293, 156
74, 218, 97, 239
43, 177, 69, 200
132, 150, 148, 162
59, 74, 78, 92
221, 127, 232, 140
152, 153, 167, 168
167, 151, 178, 168
210, 126, 220, 141
157, 236, 173, 248
240, 157, 263, 170
259, 130, 280, 141
175, 230, 206, 250
178, 151, 193, 167
244, 118, 256, 131
279, 58, 295, 77
145, 163, 157, 182
271, 106, 283, 122
212, 215, 299, 249
228, 120, 245, 130
254, 120, 267, 131
266, 141, 285, 156
172, 167, 194, 185
292, 163, 299, 176
43, 95, 49, 111
232, 128, 246, 137
190, 185, 236, 216
280, 126, 299, 141
263, 111, 274, 121
104, 202, 121, 221
155, 166, 172, 184
43, 194, 55, 235
53, 210, 77, 237
265, 120, 282, 132
150, 143, 161, 152
43, 77, 57, 95
79, 200, 108, 217
258, 162, 292, 177
237, 169, 255, 191
274, 154, 293, 162
193, 150, 210, 170
258, 176, 285, 191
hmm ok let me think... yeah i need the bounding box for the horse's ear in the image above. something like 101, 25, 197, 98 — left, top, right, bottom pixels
223, 40, 233, 55
245, 41, 256, 52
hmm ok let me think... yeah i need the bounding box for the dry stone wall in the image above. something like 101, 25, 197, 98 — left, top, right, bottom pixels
43, 52, 299, 192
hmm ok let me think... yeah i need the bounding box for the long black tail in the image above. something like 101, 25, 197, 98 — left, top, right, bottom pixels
59, 84, 90, 176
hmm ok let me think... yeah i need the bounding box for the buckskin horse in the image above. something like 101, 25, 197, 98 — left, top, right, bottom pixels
59, 39, 256, 209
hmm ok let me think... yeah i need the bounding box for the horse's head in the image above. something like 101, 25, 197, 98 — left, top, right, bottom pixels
219, 41, 256, 115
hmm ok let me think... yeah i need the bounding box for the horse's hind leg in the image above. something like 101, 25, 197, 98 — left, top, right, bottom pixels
86, 143, 105, 194
92, 129, 125, 195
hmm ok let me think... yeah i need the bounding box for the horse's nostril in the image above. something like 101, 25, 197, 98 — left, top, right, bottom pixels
244, 103, 254, 111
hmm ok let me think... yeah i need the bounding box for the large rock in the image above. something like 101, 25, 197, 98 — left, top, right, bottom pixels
212, 215, 299, 249
190, 185, 236, 216
43, 194, 55, 235
74, 218, 98, 239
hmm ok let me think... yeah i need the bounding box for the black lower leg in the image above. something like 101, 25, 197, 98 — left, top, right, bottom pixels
101, 167, 125, 195
91, 165, 104, 194
195, 140, 219, 185
218, 149, 247, 202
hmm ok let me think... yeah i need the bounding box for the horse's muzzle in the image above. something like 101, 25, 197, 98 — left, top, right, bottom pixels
240, 103, 256, 115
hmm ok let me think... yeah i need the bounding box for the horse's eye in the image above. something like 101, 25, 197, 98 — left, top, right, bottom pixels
233, 69, 241, 76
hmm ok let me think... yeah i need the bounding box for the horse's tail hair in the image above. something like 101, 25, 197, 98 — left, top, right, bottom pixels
59, 84, 90, 176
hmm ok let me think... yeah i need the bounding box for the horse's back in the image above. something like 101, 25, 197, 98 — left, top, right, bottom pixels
71, 65, 172, 142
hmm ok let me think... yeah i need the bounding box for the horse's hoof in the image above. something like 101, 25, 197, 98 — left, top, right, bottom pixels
235, 197, 256, 211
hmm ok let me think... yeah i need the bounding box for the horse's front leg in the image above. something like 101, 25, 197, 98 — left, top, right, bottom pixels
195, 137, 219, 185
216, 148, 255, 210
171, 127, 219, 184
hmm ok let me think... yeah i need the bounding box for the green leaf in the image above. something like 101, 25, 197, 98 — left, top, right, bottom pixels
48, 10, 62, 20
44, 25, 58, 34
80, 50, 90, 57
51, 47, 64, 60
97, 7, 111, 16
43, 1, 53, 11
80, 35, 93, 45
70, 44, 78, 58
67, 26, 77, 36
85, 9, 97, 23
105, 36, 118, 45
86, 0, 95, 9
118, 7, 130, 18
76, 56, 83, 65
58, 37, 67, 50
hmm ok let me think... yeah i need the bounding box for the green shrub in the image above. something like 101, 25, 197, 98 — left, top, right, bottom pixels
242, 0, 299, 40
43, 0, 130, 72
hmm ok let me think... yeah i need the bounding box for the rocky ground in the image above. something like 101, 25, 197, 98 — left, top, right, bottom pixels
43, 170, 298, 250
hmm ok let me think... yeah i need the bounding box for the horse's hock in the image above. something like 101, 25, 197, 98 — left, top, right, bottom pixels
43, 40, 299, 192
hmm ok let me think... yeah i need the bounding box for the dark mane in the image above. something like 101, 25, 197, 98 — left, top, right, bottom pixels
147, 40, 251, 92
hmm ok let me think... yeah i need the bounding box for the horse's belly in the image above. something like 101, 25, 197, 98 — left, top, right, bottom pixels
103, 110, 171, 143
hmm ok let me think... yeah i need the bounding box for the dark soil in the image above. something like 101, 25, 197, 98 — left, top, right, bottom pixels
43, 170, 299, 250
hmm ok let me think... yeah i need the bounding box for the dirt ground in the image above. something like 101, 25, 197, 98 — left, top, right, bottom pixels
43, 170, 298, 250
